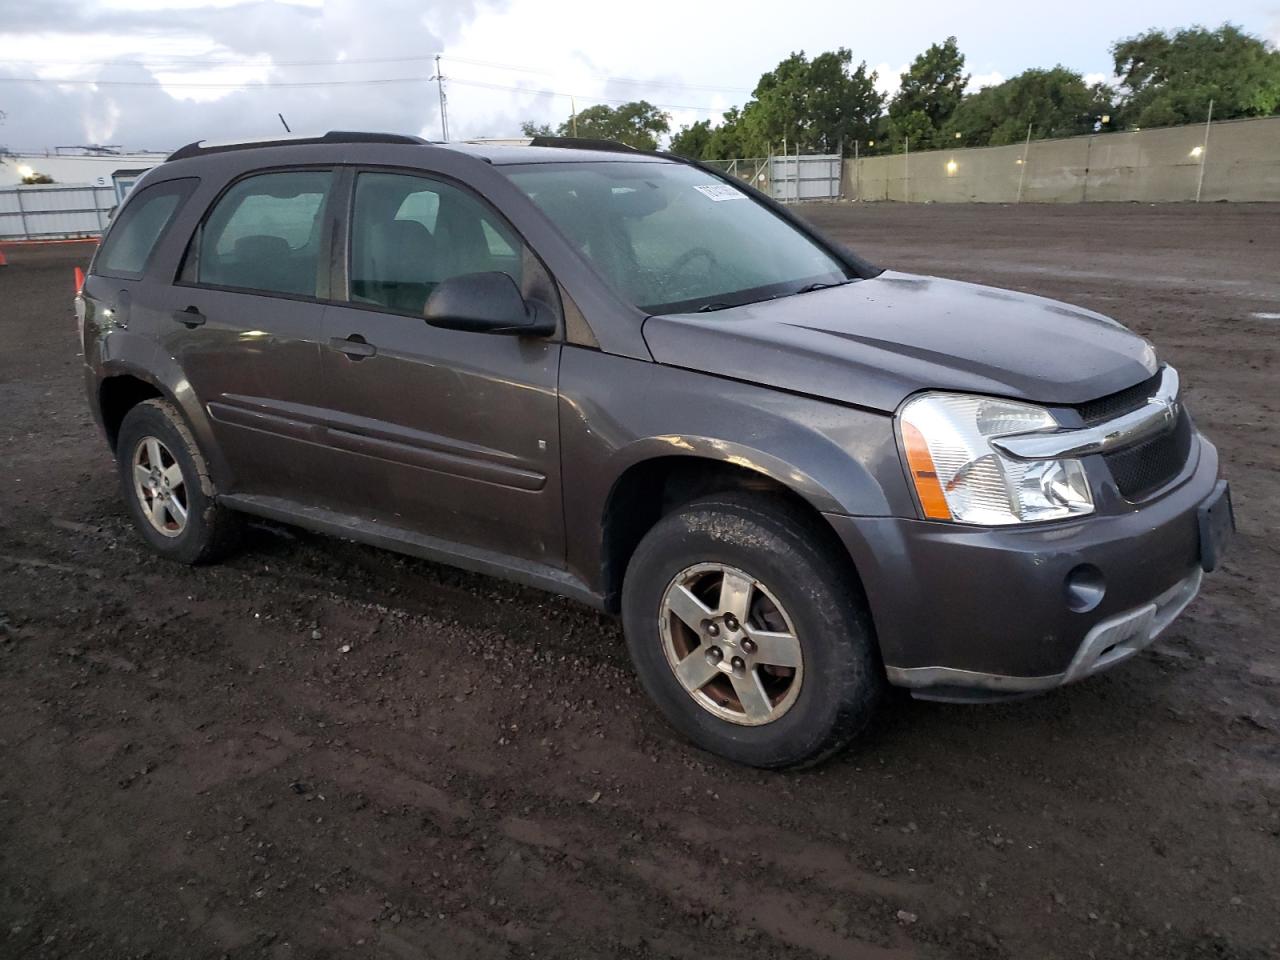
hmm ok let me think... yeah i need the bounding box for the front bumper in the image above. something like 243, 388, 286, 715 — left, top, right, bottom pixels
826, 434, 1222, 700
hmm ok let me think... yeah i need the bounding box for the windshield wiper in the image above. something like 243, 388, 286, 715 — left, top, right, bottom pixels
794, 279, 854, 295
696, 301, 735, 313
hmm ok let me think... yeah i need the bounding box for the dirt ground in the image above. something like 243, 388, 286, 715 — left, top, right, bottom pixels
1, 202, 1278, 960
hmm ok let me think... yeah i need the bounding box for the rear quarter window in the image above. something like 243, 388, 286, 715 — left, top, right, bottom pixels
93, 177, 198, 279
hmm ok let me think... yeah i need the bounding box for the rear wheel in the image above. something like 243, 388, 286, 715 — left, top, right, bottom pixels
622, 492, 883, 768
116, 398, 241, 564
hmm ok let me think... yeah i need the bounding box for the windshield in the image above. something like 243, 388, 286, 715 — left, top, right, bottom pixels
503, 161, 850, 314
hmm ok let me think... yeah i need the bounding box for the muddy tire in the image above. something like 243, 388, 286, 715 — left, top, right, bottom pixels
116, 398, 242, 564
621, 492, 884, 768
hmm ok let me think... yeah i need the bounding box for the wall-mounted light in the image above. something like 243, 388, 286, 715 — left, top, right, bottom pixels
954, 132, 962, 139
868, 140, 875, 147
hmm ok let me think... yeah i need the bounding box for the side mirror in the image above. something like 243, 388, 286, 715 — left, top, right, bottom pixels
424, 271, 554, 337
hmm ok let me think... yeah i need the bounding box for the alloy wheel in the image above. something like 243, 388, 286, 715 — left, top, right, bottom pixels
659, 562, 804, 725
131, 436, 189, 538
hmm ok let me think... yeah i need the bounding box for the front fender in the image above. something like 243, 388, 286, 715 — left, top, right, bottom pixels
609, 434, 854, 517
559, 348, 914, 593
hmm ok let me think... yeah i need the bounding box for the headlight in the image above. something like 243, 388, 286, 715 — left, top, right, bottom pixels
898, 393, 1094, 525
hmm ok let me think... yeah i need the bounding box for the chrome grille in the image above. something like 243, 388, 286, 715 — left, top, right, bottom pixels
1102, 408, 1193, 500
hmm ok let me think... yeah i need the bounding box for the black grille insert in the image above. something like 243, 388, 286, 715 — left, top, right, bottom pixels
1102, 409, 1193, 501
1076, 369, 1164, 425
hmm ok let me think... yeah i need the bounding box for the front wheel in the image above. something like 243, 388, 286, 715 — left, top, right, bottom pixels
621, 493, 884, 768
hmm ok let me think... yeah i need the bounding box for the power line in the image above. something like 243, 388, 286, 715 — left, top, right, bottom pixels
0, 53, 442, 68
0, 71, 727, 113
0, 52, 754, 95
0, 74, 439, 89
445, 55, 753, 94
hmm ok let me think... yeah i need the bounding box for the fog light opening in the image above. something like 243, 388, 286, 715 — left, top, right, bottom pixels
1065, 564, 1106, 613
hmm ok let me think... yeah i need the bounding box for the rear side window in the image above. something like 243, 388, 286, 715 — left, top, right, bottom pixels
94, 178, 197, 279
196, 170, 333, 297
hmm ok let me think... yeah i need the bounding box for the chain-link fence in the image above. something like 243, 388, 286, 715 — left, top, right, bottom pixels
702, 155, 843, 202
702, 157, 772, 194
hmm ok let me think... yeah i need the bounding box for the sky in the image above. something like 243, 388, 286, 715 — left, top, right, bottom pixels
0, 0, 1277, 153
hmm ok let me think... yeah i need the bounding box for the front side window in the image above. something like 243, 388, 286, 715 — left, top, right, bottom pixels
94, 177, 197, 279
196, 170, 332, 297
349, 171, 523, 316
504, 161, 849, 314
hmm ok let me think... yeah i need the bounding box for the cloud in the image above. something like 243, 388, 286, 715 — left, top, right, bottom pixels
0, 0, 497, 149
3, 0, 1277, 152
871, 62, 909, 98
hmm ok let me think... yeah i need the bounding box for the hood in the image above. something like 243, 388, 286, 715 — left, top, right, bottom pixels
641, 271, 1158, 413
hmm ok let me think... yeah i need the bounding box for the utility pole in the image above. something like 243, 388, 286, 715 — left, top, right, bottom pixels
1016, 122, 1033, 203
1195, 98, 1214, 203
570, 96, 578, 137
434, 54, 450, 142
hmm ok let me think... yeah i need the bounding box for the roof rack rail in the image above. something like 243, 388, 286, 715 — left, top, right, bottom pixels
167, 130, 428, 162
527, 136, 643, 154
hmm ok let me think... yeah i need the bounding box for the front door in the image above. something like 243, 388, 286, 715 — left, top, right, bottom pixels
316, 169, 564, 565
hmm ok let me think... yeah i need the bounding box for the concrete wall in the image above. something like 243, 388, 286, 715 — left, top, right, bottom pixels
845, 116, 1280, 203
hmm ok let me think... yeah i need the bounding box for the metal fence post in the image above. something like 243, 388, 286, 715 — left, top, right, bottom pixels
854, 139, 860, 201
13, 186, 30, 240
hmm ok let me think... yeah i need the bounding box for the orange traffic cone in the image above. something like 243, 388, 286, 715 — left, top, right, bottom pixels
74, 266, 85, 293
0, 248, 8, 267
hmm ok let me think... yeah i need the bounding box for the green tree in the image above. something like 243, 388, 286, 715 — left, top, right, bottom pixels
1111, 24, 1280, 128
738, 49, 884, 154
887, 36, 968, 151
669, 119, 714, 158
519, 101, 670, 150
949, 67, 1114, 146
703, 107, 750, 160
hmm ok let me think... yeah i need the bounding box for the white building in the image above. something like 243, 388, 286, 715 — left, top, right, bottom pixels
0, 150, 168, 202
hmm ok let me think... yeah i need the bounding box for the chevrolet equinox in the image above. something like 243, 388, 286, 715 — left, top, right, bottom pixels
79, 131, 1234, 767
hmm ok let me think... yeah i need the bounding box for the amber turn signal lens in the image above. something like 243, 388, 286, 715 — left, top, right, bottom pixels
902, 421, 952, 520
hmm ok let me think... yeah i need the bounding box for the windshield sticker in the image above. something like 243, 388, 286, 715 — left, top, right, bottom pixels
693, 183, 748, 202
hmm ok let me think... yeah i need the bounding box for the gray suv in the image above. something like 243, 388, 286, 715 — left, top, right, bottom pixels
80, 131, 1234, 767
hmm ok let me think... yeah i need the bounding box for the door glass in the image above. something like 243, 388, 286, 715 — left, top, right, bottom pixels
197, 170, 332, 297
349, 172, 523, 316
94, 177, 197, 279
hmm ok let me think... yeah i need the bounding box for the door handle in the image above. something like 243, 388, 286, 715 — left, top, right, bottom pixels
330, 335, 376, 360
172, 306, 206, 327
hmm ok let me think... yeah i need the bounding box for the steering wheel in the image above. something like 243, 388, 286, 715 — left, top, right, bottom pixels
668, 246, 721, 277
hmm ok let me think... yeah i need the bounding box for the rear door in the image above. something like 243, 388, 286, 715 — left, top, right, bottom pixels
151, 168, 336, 501
315, 167, 565, 565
